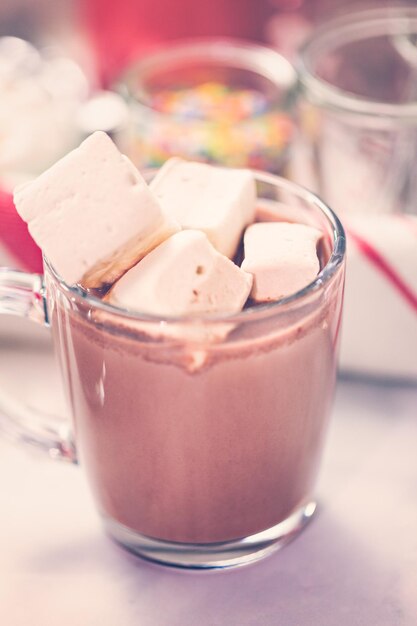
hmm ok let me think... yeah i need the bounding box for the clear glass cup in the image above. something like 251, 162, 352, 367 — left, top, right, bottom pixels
116, 39, 298, 174
0, 171, 345, 569
293, 7, 417, 216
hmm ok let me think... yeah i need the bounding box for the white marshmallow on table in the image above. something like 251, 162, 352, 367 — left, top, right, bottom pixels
13, 131, 179, 288
340, 214, 417, 380
241, 222, 321, 302
150, 157, 256, 259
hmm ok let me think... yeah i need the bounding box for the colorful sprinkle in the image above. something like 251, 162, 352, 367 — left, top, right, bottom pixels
128, 82, 295, 173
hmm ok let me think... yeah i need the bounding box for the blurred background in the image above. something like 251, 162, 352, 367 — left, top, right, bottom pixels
0, 0, 403, 81
0, 0, 416, 382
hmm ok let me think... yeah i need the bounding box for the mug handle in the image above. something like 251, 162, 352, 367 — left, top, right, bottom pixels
0, 267, 77, 463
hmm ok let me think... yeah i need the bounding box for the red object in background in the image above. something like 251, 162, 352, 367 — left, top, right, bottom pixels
0, 189, 43, 272
78, 0, 275, 85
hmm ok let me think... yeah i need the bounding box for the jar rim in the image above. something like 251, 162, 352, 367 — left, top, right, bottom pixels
298, 7, 417, 119
116, 37, 298, 112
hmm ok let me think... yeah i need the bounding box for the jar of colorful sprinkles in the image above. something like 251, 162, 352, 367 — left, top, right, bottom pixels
116, 39, 298, 174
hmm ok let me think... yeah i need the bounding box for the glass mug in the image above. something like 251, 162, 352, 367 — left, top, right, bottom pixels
0, 172, 345, 568
294, 7, 417, 217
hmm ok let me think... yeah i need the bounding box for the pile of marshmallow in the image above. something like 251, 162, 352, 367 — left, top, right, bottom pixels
13, 132, 321, 318
0, 37, 88, 190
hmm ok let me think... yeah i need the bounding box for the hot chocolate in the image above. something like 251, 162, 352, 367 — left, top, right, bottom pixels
50, 264, 342, 544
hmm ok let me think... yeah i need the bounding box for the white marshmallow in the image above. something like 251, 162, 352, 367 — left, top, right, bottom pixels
107, 229, 253, 317
241, 222, 321, 302
13, 131, 178, 287
150, 158, 256, 259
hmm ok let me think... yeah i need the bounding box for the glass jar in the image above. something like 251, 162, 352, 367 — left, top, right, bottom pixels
116, 39, 298, 174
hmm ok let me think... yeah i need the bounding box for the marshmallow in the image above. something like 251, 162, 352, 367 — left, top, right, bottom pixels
241, 222, 321, 302
0, 40, 87, 185
150, 158, 256, 259
107, 230, 253, 317
13, 131, 178, 287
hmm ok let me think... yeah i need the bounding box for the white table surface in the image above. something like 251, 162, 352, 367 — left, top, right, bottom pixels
1, 316, 417, 626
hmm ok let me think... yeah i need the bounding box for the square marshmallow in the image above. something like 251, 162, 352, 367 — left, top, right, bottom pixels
14, 131, 178, 287
241, 222, 322, 302
107, 230, 253, 317
150, 158, 256, 259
